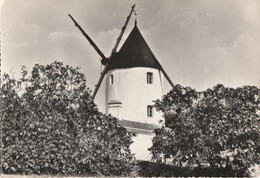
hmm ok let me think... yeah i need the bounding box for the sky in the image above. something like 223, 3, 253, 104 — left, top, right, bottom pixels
1, 0, 260, 112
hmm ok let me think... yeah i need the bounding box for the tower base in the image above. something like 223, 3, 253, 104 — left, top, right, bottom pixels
119, 120, 159, 161
130, 132, 154, 160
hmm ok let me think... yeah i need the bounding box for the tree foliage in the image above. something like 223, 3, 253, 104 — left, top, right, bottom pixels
1, 61, 135, 176
149, 84, 260, 176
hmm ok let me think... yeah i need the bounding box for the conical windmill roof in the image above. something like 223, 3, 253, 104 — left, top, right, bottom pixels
106, 24, 162, 72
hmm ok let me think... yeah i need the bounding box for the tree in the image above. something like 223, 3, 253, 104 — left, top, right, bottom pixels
149, 84, 260, 176
1, 61, 135, 176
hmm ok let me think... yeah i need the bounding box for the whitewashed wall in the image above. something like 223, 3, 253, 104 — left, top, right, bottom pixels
106, 67, 164, 125
130, 132, 154, 160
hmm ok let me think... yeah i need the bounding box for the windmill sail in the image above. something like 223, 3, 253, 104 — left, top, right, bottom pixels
68, 14, 107, 65
91, 4, 136, 99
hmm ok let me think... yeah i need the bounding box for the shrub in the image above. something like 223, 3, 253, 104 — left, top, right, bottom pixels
150, 84, 260, 176
1, 61, 135, 176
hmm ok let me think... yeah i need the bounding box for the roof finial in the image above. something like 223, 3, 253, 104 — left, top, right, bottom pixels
134, 12, 137, 26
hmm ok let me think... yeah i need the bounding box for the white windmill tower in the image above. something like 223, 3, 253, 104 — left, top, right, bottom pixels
69, 5, 174, 160
106, 21, 165, 125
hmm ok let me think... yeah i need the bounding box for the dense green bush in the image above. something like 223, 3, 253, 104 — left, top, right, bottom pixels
137, 161, 190, 177
136, 160, 240, 177
150, 84, 260, 176
1, 62, 135, 176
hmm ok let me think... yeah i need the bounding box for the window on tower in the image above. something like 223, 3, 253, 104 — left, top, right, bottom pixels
147, 72, 153, 84
110, 74, 114, 85
147, 105, 153, 117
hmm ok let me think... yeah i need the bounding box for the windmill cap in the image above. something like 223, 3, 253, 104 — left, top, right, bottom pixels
106, 24, 162, 72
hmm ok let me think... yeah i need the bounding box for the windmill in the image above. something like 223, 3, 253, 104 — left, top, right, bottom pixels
69, 5, 174, 96
69, 4, 174, 160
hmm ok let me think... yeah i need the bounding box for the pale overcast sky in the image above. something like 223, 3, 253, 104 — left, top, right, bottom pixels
1, 0, 260, 112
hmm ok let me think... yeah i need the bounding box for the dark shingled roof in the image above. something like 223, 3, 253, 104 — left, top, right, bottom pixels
106, 24, 161, 72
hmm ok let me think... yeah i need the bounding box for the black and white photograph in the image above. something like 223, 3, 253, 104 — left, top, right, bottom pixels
0, 0, 260, 177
